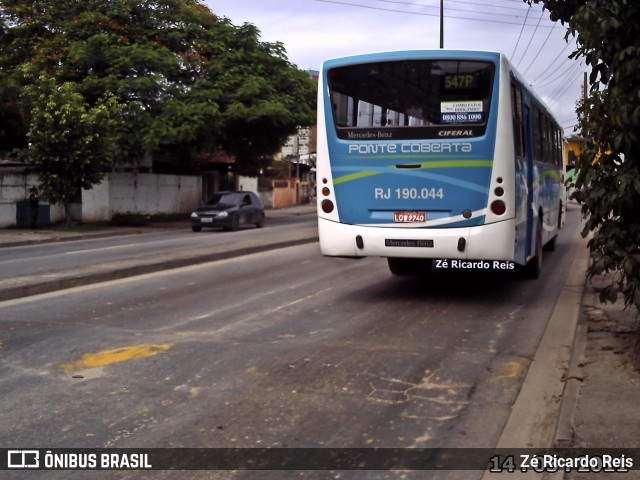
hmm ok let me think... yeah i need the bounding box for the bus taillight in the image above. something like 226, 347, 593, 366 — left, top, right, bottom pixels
321, 200, 334, 213
490, 200, 506, 215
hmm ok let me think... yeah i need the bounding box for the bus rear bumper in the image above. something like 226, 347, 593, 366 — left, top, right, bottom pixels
318, 217, 517, 262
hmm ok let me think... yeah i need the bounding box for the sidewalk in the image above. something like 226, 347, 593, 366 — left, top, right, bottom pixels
559, 274, 640, 449
544, 273, 640, 479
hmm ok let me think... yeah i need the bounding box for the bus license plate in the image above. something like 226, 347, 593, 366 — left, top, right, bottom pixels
394, 211, 426, 223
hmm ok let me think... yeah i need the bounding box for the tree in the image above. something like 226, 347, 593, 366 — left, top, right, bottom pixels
0, 0, 316, 173
23, 76, 120, 224
526, 0, 640, 312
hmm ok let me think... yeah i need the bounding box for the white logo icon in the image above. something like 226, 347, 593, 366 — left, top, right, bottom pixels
8, 450, 40, 468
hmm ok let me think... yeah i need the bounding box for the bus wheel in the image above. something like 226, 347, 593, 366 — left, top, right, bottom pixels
543, 235, 557, 252
524, 218, 543, 279
388, 258, 432, 276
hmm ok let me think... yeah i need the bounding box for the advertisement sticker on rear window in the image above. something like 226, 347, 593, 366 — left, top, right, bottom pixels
441, 101, 483, 124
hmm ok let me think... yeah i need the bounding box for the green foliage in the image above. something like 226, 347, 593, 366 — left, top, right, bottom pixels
0, 0, 316, 173
23, 75, 120, 223
528, 0, 640, 312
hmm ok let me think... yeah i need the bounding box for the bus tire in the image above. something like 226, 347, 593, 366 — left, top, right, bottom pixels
388, 258, 432, 276
524, 218, 543, 279
543, 235, 557, 252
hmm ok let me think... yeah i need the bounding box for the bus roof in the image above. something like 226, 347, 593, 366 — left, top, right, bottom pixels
321, 49, 503, 66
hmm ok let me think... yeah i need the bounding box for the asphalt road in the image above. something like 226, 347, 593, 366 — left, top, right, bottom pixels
0, 213, 315, 281
0, 205, 585, 480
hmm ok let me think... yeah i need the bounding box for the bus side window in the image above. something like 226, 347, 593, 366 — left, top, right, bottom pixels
511, 83, 525, 158
542, 115, 551, 163
533, 107, 543, 163
554, 127, 562, 166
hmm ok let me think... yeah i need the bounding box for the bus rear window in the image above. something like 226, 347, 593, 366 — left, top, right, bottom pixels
328, 59, 494, 140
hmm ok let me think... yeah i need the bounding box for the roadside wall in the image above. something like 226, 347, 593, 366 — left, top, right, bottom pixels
0, 172, 65, 227
272, 178, 300, 209
82, 172, 201, 222
236, 176, 258, 194
0, 171, 281, 226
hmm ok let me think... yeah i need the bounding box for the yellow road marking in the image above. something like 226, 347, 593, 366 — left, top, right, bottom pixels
62, 343, 174, 372
494, 359, 529, 380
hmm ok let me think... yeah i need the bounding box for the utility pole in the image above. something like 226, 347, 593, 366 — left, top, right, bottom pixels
295, 130, 300, 205
440, 0, 444, 49
583, 71, 588, 135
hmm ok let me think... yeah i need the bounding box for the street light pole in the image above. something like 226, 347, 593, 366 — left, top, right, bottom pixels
440, 0, 444, 49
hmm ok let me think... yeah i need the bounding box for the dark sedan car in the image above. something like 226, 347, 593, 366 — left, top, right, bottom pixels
190, 191, 265, 232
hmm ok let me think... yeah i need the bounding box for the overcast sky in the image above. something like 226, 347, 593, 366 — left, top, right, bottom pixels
205, 0, 585, 135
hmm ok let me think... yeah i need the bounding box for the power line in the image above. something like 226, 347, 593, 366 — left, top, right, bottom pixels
515, 10, 544, 68
534, 58, 583, 89
308, 0, 578, 96
531, 36, 576, 84
545, 63, 584, 106
520, 22, 558, 76
372, 0, 534, 14
448, 0, 532, 12
510, 5, 531, 61
310, 0, 556, 27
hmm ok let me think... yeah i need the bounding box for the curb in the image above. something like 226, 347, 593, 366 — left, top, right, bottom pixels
493, 244, 589, 447
551, 316, 589, 448
482, 237, 590, 479
0, 229, 148, 248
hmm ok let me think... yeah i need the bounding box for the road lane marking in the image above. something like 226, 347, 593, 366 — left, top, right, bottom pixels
65, 243, 141, 254
61, 343, 174, 372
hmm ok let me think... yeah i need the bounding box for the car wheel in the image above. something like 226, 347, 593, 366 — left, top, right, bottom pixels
256, 213, 265, 228
228, 215, 240, 231
192, 225, 202, 232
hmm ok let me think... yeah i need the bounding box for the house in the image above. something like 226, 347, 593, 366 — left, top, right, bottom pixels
565, 135, 583, 169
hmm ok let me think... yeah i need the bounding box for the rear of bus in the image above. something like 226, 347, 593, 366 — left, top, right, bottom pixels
316, 50, 518, 271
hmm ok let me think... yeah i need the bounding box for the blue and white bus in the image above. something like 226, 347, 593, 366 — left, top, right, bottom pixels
316, 50, 564, 278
